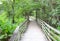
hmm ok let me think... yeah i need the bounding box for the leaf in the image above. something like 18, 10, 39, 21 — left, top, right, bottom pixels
0, 35, 5, 39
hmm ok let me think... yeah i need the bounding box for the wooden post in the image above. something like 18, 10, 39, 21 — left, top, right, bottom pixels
26, 12, 30, 27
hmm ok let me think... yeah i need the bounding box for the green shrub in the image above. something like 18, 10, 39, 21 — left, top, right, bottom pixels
0, 20, 17, 40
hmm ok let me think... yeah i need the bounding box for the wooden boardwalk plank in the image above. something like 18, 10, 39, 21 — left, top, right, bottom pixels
21, 21, 48, 41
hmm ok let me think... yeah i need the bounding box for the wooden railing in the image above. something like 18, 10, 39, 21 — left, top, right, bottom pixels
9, 20, 28, 41
37, 19, 60, 41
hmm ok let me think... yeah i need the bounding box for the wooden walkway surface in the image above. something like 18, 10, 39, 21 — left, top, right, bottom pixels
21, 21, 48, 41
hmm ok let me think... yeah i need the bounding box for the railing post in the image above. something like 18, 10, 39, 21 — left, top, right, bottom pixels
17, 30, 20, 41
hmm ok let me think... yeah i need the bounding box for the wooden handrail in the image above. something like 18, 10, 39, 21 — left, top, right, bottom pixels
9, 19, 28, 41
44, 22, 60, 34
37, 19, 60, 41
38, 19, 60, 34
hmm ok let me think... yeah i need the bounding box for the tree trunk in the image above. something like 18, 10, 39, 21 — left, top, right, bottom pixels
12, 0, 15, 23
36, 10, 37, 21
36, 9, 39, 21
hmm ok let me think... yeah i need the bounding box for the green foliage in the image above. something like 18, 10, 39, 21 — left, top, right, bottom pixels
0, 2, 25, 40
0, 0, 60, 41
57, 26, 60, 30
0, 15, 25, 40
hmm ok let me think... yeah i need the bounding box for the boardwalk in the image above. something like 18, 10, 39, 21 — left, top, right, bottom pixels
21, 21, 48, 41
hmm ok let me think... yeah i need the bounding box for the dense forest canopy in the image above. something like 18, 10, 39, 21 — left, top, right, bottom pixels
0, 0, 60, 41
